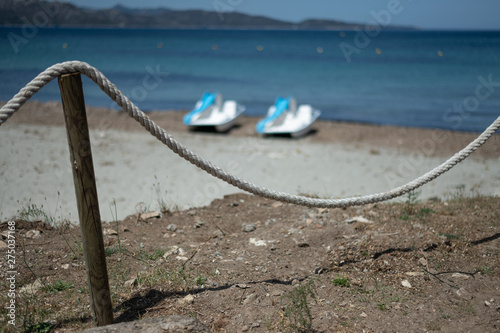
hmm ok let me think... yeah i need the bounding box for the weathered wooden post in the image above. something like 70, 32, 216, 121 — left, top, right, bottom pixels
58, 73, 114, 326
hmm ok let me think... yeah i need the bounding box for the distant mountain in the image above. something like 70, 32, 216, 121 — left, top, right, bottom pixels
0, 0, 416, 30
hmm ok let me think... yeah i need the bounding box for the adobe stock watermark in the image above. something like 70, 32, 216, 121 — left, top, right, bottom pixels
5, 221, 17, 327
109, 64, 169, 111
7, 1, 61, 54
213, 0, 243, 21
339, 0, 411, 64
443, 74, 500, 130
384, 74, 500, 190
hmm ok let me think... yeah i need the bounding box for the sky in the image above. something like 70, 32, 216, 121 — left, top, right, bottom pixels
64, 0, 500, 30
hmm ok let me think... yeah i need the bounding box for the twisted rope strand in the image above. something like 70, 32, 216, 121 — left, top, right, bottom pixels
1, 61, 499, 208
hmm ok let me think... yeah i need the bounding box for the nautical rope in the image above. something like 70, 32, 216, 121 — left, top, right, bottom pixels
0, 61, 498, 208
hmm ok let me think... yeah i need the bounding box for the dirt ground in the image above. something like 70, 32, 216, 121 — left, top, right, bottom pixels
1, 193, 499, 332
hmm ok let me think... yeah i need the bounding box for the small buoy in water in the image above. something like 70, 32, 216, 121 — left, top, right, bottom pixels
157, 42, 163, 48
375, 48, 382, 55
211, 44, 218, 50
256, 45, 264, 51
62, 42, 68, 49
437, 50, 443, 57
316, 47, 324, 54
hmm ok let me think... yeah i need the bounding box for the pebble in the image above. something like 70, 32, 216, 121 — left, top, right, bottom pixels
20, 279, 43, 295
265, 218, 276, 226
124, 277, 137, 288
242, 223, 256, 232
166, 224, 178, 232
296, 241, 310, 248
25, 229, 42, 239
401, 279, 412, 288
141, 211, 160, 219
455, 288, 470, 299
187, 210, 197, 216
234, 284, 250, 289
360, 312, 368, 318
0, 240, 7, 249
343, 216, 374, 224
61, 264, 70, 270
314, 267, 324, 275
249, 238, 267, 247
451, 273, 470, 280
178, 294, 195, 305
103, 228, 117, 236
243, 293, 258, 305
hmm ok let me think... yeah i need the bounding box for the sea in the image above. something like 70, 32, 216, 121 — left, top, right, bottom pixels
1, 27, 499, 132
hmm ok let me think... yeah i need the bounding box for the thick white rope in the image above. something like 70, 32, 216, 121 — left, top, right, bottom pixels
0, 61, 498, 208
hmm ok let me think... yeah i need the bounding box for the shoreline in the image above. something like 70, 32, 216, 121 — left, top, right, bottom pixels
3, 101, 499, 158
0, 101, 498, 223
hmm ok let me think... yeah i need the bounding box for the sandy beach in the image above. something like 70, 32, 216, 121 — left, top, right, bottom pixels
0, 101, 499, 223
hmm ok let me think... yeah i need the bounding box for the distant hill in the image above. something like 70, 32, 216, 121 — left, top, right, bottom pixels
0, 0, 416, 30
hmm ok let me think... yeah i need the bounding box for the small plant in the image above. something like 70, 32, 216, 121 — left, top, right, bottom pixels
195, 274, 208, 286
105, 247, 122, 257
42, 279, 73, 294
280, 279, 317, 332
18, 193, 64, 226
400, 190, 421, 219
138, 248, 167, 261
439, 308, 450, 319
24, 321, 54, 333
110, 199, 123, 251
376, 301, 388, 311
153, 175, 170, 213
134, 266, 209, 290
477, 265, 491, 275
19, 201, 50, 223
16, 292, 55, 333
331, 275, 350, 288
419, 208, 434, 215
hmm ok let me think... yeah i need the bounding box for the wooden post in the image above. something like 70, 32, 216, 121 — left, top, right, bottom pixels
58, 73, 114, 326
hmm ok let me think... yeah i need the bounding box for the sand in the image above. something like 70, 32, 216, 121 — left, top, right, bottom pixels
0, 101, 499, 223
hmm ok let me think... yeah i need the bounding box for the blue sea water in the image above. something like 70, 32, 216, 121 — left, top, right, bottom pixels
1, 27, 499, 132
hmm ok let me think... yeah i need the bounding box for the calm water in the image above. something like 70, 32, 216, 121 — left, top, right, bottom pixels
1, 28, 499, 132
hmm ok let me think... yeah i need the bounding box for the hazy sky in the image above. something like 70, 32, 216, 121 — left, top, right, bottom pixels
65, 0, 500, 30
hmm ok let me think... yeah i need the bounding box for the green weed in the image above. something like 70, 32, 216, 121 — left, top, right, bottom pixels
24, 321, 54, 333
42, 279, 73, 294
137, 248, 167, 261
477, 265, 491, 275
280, 279, 317, 332
331, 275, 350, 288
440, 308, 450, 319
